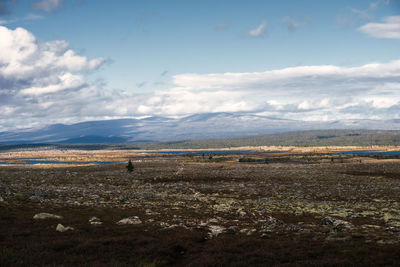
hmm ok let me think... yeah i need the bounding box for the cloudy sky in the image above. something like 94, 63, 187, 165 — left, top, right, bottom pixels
0, 0, 399, 131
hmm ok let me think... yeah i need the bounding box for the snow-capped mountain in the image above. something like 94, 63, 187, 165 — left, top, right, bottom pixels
1, 112, 399, 143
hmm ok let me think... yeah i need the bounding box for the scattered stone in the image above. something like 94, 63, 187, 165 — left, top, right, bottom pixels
117, 216, 142, 225
284, 224, 302, 232
0, 196, 4, 202
208, 218, 219, 224
207, 225, 226, 238
56, 223, 74, 232
145, 209, 153, 215
321, 216, 353, 232
89, 216, 102, 225
237, 209, 246, 216
386, 226, 400, 232
239, 228, 249, 234
159, 222, 170, 228
260, 233, 270, 238
167, 223, 188, 229
33, 213, 63, 220
264, 216, 285, 228
238, 228, 255, 235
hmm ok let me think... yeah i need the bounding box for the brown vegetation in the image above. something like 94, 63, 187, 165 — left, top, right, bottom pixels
0, 149, 400, 265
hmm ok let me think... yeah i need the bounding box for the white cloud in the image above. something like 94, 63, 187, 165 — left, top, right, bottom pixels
359, 16, 400, 38
0, 25, 399, 131
248, 20, 267, 37
0, 25, 119, 130
172, 60, 400, 91
31, 0, 63, 12
0, 26, 104, 81
137, 88, 256, 116
163, 60, 400, 121
20, 73, 85, 95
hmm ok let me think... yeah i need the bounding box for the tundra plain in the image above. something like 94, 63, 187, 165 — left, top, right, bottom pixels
0, 147, 400, 266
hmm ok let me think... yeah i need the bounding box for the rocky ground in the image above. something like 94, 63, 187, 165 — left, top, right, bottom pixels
1, 152, 400, 266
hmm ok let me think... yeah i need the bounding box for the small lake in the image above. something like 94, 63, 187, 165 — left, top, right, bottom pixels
0, 158, 187, 166
0, 160, 126, 166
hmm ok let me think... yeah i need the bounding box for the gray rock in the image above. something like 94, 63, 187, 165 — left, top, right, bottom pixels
321, 216, 353, 232
207, 225, 226, 238
116, 216, 142, 225
264, 216, 285, 227
33, 213, 63, 220
56, 223, 74, 232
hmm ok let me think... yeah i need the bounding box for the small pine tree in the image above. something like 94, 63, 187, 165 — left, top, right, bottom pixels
126, 160, 134, 172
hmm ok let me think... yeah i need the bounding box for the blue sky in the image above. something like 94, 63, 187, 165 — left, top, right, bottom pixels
0, 0, 400, 130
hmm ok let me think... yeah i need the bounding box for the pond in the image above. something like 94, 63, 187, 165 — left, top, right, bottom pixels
0, 157, 188, 166
0, 160, 126, 166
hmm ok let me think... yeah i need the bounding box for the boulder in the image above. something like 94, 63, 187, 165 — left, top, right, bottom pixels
56, 224, 74, 232
33, 213, 63, 220
207, 225, 226, 239
116, 216, 142, 225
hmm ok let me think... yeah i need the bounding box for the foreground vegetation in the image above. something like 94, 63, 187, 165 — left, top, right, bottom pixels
0, 149, 400, 265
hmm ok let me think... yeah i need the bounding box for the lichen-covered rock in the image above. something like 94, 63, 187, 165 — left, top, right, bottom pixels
56, 223, 74, 232
116, 216, 142, 225
33, 213, 63, 220
207, 225, 226, 238
321, 216, 353, 232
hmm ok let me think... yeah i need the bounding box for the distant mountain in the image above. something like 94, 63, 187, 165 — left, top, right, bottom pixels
1, 112, 400, 144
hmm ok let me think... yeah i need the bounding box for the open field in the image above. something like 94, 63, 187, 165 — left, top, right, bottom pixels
1, 147, 400, 265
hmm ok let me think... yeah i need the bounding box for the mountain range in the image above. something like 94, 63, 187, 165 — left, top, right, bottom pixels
1, 112, 400, 144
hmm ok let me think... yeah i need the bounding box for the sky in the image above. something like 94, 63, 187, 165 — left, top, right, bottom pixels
0, 0, 399, 131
